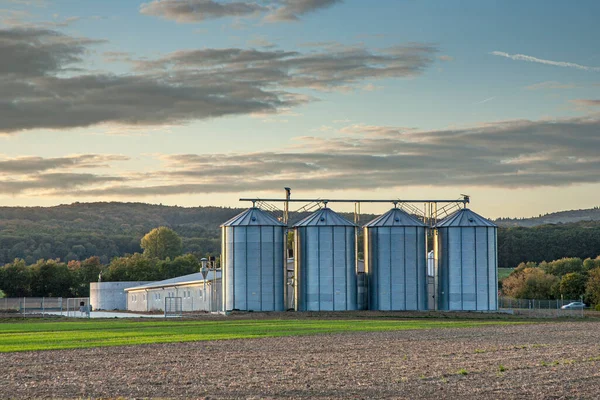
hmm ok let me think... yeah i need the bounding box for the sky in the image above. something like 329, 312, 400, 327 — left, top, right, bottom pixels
0, 0, 599, 218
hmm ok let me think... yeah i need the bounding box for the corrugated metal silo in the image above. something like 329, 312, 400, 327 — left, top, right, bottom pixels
364, 208, 428, 310
434, 208, 498, 311
221, 208, 286, 312
293, 208, 357, 311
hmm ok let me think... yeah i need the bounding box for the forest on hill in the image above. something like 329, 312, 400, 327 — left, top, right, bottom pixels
496, 206, 600, 227
0, 202, 375, 265
0, 202, 599, 269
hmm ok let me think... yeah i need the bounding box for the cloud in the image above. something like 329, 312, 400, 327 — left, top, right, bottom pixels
140, 0, 342, 23
0, 27, 437, 133
474, 96, 495, 105
0, 173, 127, 194
524, 81, 577, 90
265, 0, 341, 22
139, 0, 267, 23
134, 44, 437, 90
32, 115, 600, 197
437, 55, 453, 62
491, 51, 600, 72
247, 35, 276, 48
0, 154, 130, 194
0, 154, 129, 174
570, 99, 600, 107
0, 28, 103, 77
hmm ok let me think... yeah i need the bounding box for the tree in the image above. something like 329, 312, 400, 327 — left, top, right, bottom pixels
140, 227, 182, 260
69, 256, 104, 296
157, 254, 199, 279
558, 272, 586, 300
0, 259, 32, 297
585, 267, 600, 306
502, 267, 558, 299
105, 253, 160, 281
29, 259, 73, 297
541, 257, 583, 277
583, 256, 600, 272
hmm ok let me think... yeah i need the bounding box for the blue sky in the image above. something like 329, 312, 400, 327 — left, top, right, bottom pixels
0, 0, 599, 218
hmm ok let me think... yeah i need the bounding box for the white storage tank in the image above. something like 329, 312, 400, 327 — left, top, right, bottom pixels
364, 208, 428, 311
434, 208, 498, 311
293, 208, 357, 311
221, 208, 286, 312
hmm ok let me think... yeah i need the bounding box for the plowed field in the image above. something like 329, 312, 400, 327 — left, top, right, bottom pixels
2, 318, 599, 399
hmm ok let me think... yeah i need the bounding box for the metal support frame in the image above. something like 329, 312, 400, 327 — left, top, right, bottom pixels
240, 191, 470, 228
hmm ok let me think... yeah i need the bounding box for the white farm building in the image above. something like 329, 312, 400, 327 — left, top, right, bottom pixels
124, 271, 222, 312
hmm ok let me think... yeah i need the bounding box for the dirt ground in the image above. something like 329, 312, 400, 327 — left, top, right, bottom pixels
2, 318, 600, 399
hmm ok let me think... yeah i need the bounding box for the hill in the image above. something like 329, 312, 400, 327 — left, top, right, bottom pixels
496, 207, 600, 227
0, 202, 375, 265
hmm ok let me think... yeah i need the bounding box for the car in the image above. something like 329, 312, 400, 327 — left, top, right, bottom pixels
561, 302, 585, 309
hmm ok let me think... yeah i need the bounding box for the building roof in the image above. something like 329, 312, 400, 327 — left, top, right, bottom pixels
363, 208, 426, 228
293, 207, 356, 227
435, 208, 497, 228
124, 270, 221, 291
221, 207, 285, 227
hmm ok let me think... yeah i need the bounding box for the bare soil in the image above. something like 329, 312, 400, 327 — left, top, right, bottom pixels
2, 319, 600, 399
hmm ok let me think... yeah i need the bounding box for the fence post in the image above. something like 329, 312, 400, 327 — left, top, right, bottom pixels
42, 297, 45, 316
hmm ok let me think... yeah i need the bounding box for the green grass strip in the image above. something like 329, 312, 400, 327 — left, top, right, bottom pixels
498, 267, 514, 280
0, 319, 526, 353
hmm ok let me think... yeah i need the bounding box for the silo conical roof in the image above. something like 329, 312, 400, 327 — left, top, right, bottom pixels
363, 208, 426, 228
221, 207, 285, 227
293, 207, 356, 227
434, 208, 496, 228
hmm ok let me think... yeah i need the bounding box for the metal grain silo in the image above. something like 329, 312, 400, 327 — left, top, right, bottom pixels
221, 208, 286, 312
364, 208, 428, 311
434, 208, 497, 311
293, 208, 357, 311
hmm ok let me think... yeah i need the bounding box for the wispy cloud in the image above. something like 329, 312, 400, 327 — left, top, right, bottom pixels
0, 154, 129, 174
491, 51, 600, 72
140, 0, 342, 24
570, 99, 600, 107
525, 81, 577, 90
265, 0, 341, 22
474, 96, 495, 105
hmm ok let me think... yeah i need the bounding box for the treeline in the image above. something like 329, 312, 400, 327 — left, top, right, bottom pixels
497, 221, 600, 268
0, 227, 211, 298
0, 254, 202, 298
501, 256, 600, 306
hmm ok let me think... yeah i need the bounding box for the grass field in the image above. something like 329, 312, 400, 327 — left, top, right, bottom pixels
498, 267, 514, 280
0, 318, 525, 353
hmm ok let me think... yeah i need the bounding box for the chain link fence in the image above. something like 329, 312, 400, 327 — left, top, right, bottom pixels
0, 297, 66, 315
499, 296, 586, 318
